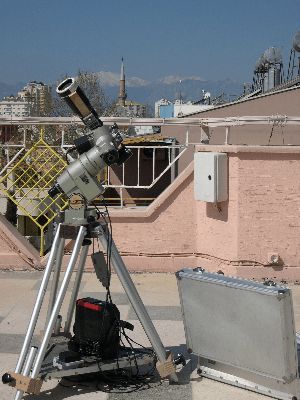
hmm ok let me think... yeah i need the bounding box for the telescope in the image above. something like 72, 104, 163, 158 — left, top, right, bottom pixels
48, 77, 132, 202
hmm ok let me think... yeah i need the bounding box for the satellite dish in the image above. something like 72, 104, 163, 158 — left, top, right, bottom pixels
263, 47, 282, 64
293, 31, 300, 52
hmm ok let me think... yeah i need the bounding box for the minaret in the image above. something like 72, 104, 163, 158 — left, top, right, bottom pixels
118, 57, 127, 106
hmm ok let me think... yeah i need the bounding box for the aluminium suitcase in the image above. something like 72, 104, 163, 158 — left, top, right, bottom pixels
176, 268, 300, 400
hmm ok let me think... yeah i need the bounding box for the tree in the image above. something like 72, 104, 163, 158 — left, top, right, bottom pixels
52, 70, 112, 118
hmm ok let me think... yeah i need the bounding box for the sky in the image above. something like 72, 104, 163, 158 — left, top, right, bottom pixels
1, 0, 300, 85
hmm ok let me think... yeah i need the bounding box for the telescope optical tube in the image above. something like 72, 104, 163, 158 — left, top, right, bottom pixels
56, 77, 102, 130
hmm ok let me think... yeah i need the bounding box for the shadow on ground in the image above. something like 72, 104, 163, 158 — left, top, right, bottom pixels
24, 344, 195, 400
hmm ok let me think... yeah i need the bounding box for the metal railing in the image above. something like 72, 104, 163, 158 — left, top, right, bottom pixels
1, 115, 300, 211
1, 114, 300, 127
0, 129, 68, 255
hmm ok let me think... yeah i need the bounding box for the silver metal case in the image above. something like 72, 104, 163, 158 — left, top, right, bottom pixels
176, 268, 300, 400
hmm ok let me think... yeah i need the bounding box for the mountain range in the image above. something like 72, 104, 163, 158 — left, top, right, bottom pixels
97, 71, 244, 109
0, 72, 244, 115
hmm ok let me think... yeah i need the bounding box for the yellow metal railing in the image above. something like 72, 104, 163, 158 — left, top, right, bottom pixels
0, 130, 68, 255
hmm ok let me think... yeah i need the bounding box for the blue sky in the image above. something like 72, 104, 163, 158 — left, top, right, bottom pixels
1, 0, 299, 85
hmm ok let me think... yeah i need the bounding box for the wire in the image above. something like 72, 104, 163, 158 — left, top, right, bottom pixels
73, 199, 156, 390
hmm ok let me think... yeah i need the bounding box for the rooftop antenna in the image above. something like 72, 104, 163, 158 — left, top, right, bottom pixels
293, 31, 300, 76
287, 31, 300, 80
179, 79, 182, 104
254, 47, 282, 92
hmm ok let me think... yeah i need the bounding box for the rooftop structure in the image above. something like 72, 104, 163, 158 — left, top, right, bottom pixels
116, 58, 147, 117
18, 81, 52, 116
155, 91, 214, 118
0, 97, 30, 118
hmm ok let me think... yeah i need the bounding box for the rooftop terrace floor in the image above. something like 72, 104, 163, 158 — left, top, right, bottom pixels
1, 271, 299, 400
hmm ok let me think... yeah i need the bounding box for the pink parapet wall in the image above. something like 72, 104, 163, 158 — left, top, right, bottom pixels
0, 214, 40, 270
107, 145, 300, 281
3, 144, 300, 281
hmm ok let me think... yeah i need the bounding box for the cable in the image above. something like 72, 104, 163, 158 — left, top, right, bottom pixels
71, 200, 156, 390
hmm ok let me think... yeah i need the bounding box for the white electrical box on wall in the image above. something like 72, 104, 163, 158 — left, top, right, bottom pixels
194, 152, 228, 202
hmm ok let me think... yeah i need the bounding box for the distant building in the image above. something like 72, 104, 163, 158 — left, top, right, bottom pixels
155, 99, 172, 117
155, 98, 213, 118
116, 100, 147, 117
18, 81, 52, 116
116, 59, 147, 117
0, 96, 30, 118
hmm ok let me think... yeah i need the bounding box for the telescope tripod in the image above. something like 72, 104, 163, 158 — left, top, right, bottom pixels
3, 207, 178, 399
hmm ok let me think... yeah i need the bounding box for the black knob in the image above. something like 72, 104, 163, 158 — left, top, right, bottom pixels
2, 372, 15, 384
174, 353, 186, 366
263, 280, 277, 287
193, 267, 205, 273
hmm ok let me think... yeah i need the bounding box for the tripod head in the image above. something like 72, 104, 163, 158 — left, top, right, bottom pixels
49, 77, 132, 203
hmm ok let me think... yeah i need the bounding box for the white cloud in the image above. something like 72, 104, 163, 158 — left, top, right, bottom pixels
158, 75, 206, 85
97, 71, 206, 88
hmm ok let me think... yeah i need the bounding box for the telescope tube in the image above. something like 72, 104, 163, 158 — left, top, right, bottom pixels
56, 77, 102, 130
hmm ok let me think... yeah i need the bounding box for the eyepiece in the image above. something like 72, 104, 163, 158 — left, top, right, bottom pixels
56, 77, 77, 98
56, 77, 102, 130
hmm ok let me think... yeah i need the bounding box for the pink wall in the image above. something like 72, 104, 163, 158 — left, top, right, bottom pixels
236, 151, 300, 267
3, 143, 300, 281
193, 145, 300, 280
107, 145, 300, 280
107, 163, 198, 272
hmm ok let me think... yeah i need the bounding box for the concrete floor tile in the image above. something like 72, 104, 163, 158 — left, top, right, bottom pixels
0, 280, 36, 318
108, 379, 191, 400
130, 273, 181, 307
32, 278, 87, 291
124, 320, 186, 348
0, 290, 75, 335
128, 305, 182, 321
0, 333, 40, 353
192, 377, 271, 400
0, 271, 43, 280
0, 292, 47, 335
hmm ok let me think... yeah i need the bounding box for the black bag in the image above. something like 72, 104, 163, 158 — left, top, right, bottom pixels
70, 297, 120, 359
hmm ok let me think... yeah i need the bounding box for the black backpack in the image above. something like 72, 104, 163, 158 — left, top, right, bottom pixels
70, 297, 120, 360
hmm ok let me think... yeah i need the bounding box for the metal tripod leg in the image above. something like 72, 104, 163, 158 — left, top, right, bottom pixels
14, 347, 38, 400
64, 242, 90, 334
29, 226, 86, 380
46, 237, 65, 326
14, 224, 62, 375
96, 225, 178, 382
13, 226, 86, 400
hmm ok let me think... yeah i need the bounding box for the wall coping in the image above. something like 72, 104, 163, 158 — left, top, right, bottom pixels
109, 161, 194, 218
195, 145, 300, 154
0, 214, 40, 267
